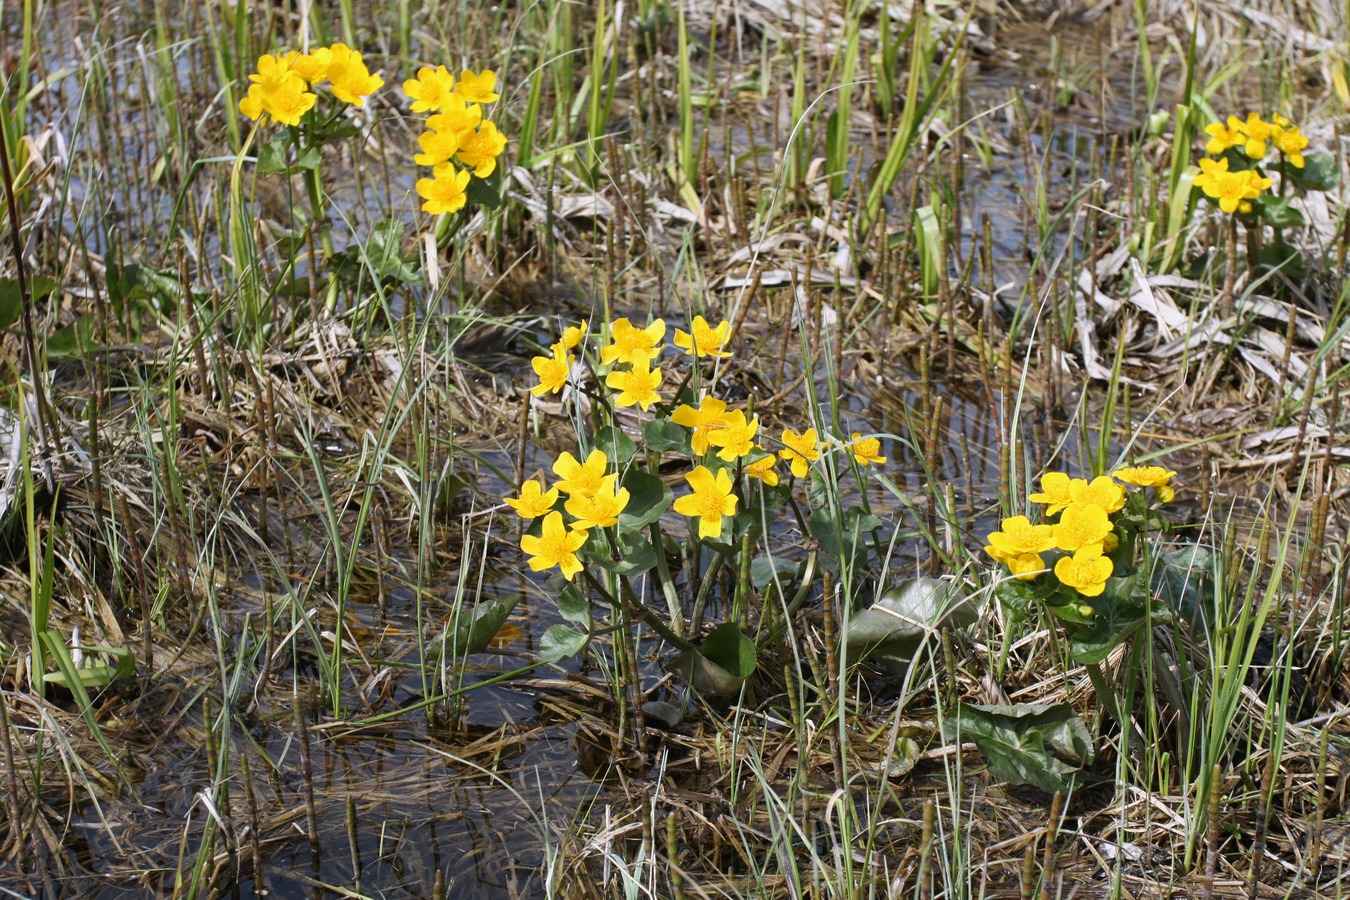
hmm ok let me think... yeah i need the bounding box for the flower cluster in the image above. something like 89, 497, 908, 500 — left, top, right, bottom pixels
403, 66, 507, 215
985, 467, 1176, 597
512, 315, 889, 578
239, 45, 384, 126
1195, 113, 1307, 214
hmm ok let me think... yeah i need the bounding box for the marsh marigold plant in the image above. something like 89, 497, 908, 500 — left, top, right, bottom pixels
507, 313, 892, 672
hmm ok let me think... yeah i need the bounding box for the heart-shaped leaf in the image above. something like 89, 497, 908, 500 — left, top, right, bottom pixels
944, 702, 1095, 794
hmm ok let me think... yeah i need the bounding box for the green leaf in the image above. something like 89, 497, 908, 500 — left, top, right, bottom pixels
465, 166, 504, 210
539, 624, 588, 663
1151, 544, 1216, 632
1067, 574, 1158, 664
41, 645, 134, 690
943, 702, 1095, 794
750, 555, 799, 590
1286, 152, 1337, 191
47, 314, 99, 359
597, 429, 636, 467
641, 700, 683, 729
617, 470, 672, 531
449, 596, 518, 656
586, 528, 658, 576
809, 507, 883, 575
846, 578, 975, 647
644, 417, 689, 452
668, 622, 757, 698
0, 276, 57, 331
256, 137, 292, 174
1257, 242, 1306, 279
1253, 194, 1305, 228
995, 578, 1037, 623
557, 584, 592, 629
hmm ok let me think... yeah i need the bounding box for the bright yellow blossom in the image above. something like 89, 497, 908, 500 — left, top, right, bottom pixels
1194, 157, 1271, 214
1203, 116, 1246, 155
600, 318, 666, 367
552, 450, 609, 497
673, 315, 732, 358
530, 341, 572, 396
1156, 486, 1176, 504
325, 43, 384, 106
1240, 112, 1277, 160
670, 397, 730, 454
709, 410, 759, 462
561, 320, 588, 350
849, 432, 886, 466
564, 475, 630, 530
456, 121, 508, 177
520, 512, 589, 581
1068, 476, 1126, 514
403, 64, 457, 112
673, 466, 738, 540
779, 428, 821, 478
455, 69, 500, 104
282, 48, 333, 84
984, 516, 1055, 563
239, 54, 316, 125
1053, 504, 1113, 553
1029, 472, 1074, 516
744, 453, 779, 487
1006, 553, 1047, 580
1272, 121, 1308, 168
605, 358, 664, 410
1054, 546, 1114, 597
1113, 466, 1176, 488
415, 163, 472, 215
504, 479, 559, 519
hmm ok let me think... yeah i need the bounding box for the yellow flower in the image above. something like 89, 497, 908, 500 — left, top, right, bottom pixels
326, 43, 384, 107
1195, 157, 1270, 214
744, 452, 779, 487
600, 318, 666, 367
604, 358, 664, 411
1053, 504, 1113, 553
561, 320, 588, 350
670, 396, 730, 455
1240, 112, 1276, 159
1203, 116, 1246, 155
1113, 466, 1176, 488
282, 48, 333, 84
1272, 121, 1308, 168
779, 428, 821, 478
416, 163, 472, 215
673, 315, 732, 358
456, 121, 509, 178
709, 410, 759, 462
564, 475, 630, 530
1054, 546, 1114, 597
552, 449, 609, 497
673, 466, 738, 539
984, 515, 1055, 563
1006, 553, 1046, 581
1156, 486, 1176, 504
530, 341, 572, 396
455, 69, 500, 104
849, 432, 886, 466
414, 130, 464, 168
1028, 472, 1074, 516
1068, 476, 1125, 514
403, 64, 456, 112
504, 479, 559, 519
520, 511, 589, 581
239, 54, 315, 125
